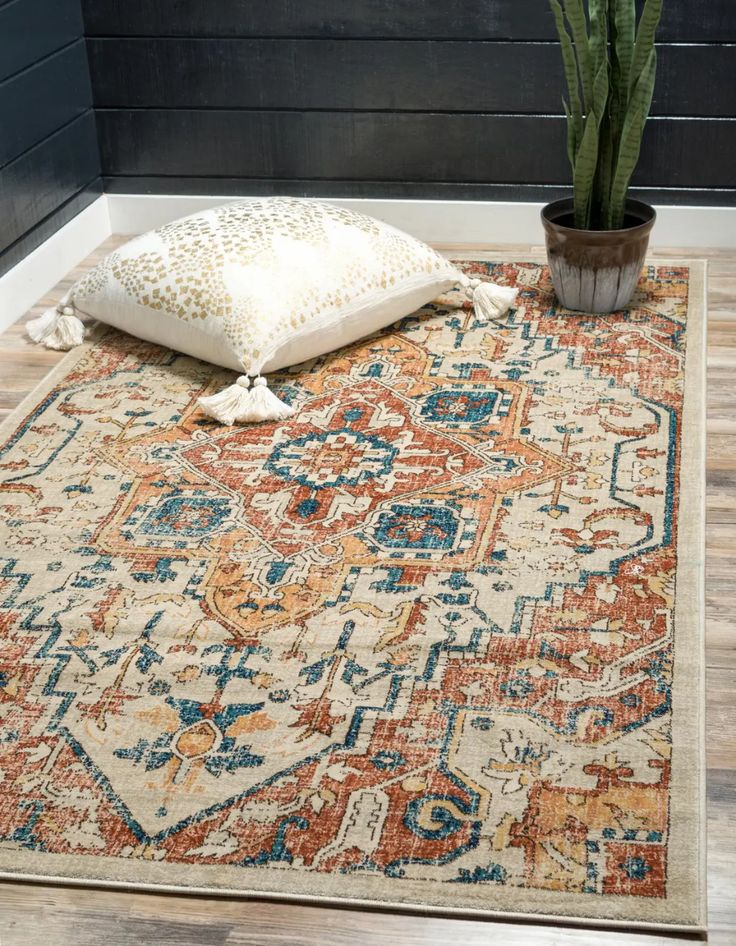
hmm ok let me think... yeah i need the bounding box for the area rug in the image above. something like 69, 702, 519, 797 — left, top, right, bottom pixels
0, 258, 706, 931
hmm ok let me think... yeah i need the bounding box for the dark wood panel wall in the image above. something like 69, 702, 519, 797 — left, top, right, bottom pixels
82, 0, 736, 205
0, 0, 102, 276
80, 0, 736, 43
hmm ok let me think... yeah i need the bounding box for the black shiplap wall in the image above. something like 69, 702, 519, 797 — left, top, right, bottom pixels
82, 1, 736, 205
2, 0, 733, 258
0, 0, 102, 276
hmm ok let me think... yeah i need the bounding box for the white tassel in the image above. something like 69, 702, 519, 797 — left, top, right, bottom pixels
197, 375, 253, 425
197, 375, 294, 425
27, 302, 85, 351
456, 274, 519, 322
244, 376, 294, 423
468, 278, 519, 322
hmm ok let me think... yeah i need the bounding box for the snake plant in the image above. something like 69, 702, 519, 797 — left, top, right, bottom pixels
550, 0, 663, 230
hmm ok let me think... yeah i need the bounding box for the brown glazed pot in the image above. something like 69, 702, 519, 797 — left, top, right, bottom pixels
541, 197, 656, 313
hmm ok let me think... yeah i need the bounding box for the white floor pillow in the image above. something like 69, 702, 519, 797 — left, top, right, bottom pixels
28, 198, 517, 424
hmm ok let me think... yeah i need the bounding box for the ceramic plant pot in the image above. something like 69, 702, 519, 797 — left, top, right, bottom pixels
541, 197, 656, 314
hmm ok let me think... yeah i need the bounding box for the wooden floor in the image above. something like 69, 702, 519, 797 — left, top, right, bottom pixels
0, 239, 734, 946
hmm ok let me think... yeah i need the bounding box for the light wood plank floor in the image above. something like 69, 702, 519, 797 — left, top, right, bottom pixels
0, 239, 733, 946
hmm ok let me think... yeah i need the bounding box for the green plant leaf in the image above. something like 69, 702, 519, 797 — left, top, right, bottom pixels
550, 0, 584, 167
563, 98, 578, 170
588, 58, 611, 228
595, 112, 615, 228
574, 110, 601, 229
573, 59, 608, 230
606, 0, 633, 175
591, 56, 609, 127
631, 0, 664, 94
563, 0, 594, 110
613, 0, 635, 94
609, 46, 657, 227
589, 0, 609, 75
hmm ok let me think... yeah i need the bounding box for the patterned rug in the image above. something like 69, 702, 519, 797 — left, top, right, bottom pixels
0, 259, 706, 931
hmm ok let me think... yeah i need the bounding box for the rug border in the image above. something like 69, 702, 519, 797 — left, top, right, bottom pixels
0, 322, 112, 444
0, 258, 708, 933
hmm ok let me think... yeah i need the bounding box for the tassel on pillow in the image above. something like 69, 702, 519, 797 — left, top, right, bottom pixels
470, 280, 519, 321
27, 297, 85, 351
457, 274, 519, 322
245, 377, 294, 423
197, 375, 253, 425
198, 375, 293, 426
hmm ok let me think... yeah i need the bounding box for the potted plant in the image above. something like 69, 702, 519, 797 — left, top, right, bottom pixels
542, 0, 662, 313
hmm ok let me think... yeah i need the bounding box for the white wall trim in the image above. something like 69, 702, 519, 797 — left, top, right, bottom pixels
2, 192, 735, 334
107, 193, 736, 249
0, 196, 112, 333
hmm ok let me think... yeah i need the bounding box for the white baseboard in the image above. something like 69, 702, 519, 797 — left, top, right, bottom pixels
2, 192, 734, 334
0, 196, 112, 333
106, 195, 549, 245
107, 193, 736, 249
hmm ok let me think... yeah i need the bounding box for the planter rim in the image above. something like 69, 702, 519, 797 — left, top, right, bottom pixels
541, 197, 656, 240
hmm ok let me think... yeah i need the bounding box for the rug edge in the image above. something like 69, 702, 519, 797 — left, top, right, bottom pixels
0, 324, 111, 444
0, 865, 708, 935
